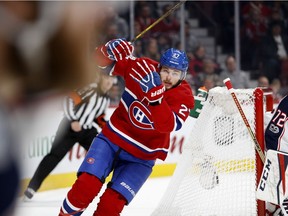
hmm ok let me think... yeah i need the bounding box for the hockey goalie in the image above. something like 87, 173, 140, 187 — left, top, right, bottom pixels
257, 95, 288, 216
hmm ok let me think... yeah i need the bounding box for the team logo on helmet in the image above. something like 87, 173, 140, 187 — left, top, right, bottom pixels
172, 53, 180, 59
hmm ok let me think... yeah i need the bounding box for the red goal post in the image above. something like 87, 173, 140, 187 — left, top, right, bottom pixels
254, 87, 273, 215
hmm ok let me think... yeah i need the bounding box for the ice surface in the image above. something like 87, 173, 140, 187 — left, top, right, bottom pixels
15, 177, 171, 216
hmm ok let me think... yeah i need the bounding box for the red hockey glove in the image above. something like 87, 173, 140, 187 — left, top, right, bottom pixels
94, 38, 134, 67
145, 83, 165, 105
95, 114, 106, 128
104, 38, 134, 61
130, 59, 165, 104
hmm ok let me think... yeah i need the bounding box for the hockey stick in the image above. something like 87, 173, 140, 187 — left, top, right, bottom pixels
223, 78, 265, 163
131, 0, 186, 43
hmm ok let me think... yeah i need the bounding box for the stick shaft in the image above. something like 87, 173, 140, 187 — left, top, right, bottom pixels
223, 78, 265, 163
131, 1, 186, 43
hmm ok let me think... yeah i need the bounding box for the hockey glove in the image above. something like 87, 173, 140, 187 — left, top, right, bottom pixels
145, 83, 165, 105
103, 38, 134, 61
95, 114, 106, 128
130, 59, 165, 104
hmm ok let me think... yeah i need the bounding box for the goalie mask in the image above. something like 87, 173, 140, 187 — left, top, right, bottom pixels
160, 48, 188, 84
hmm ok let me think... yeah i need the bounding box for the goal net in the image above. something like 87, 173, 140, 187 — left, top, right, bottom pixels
151, 86, 273, 216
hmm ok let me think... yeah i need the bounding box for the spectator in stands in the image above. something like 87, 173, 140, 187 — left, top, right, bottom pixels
188, 45, 206, 77
97, 7, 129, 44
135, 4, 156, 40
257, 75, 270, 88
144, 38, 161, 61
258, 20, 288, 84
241, 6, 268, 70
105, 6, 129, 39
134, 1, 158, 20
269, 5, 288, 34
157, 34, 171, 54
154, 4, 180, 42
256, 75, 284, 104
219, 55, 251, 89
241, 1, 272, 23
270, 78, 283, 104
242, 6, 268, 43
133, 40, 144, 57
195, 58, 221, 90
133, 21, 142, 39
102, 24, 120, 42
202, 77, 216, 91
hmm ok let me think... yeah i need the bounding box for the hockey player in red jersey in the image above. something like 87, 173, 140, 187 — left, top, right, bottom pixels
58, 38, 194, 216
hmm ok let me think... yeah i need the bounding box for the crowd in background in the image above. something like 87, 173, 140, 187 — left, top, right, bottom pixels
94, 1, 288, 106
0, 2, 286, 215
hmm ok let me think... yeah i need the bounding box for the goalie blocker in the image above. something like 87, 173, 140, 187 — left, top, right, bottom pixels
256, 150, 288, 215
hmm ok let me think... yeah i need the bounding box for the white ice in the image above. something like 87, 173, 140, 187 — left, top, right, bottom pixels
14, 177, 171, 216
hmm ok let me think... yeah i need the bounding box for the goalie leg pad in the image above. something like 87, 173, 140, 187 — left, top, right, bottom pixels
93, 188, 127, 216
60, 172, 103, 215
256, 150, 288, 205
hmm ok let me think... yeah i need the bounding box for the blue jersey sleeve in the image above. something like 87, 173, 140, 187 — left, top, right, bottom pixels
265, 95, 288, 151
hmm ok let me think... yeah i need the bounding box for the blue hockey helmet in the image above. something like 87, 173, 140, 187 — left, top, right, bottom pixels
160, 48, 188, 81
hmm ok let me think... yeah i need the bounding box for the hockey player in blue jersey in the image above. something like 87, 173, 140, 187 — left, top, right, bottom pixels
265, 95, 288, 153
261, 95, 288, 216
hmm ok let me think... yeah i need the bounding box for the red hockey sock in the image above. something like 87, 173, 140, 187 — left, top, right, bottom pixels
93, 188, 127, 216
60, 172, 103, 215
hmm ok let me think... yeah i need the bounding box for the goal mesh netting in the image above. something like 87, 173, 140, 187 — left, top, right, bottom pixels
151, 86, 270, 216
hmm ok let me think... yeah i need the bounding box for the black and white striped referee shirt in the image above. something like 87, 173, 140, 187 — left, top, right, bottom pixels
63, 82, 110, 130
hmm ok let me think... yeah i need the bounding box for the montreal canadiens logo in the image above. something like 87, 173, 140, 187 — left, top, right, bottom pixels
128, 101, 153, 130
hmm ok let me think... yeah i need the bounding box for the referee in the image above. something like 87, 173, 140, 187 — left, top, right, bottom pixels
24, 72, 116, 199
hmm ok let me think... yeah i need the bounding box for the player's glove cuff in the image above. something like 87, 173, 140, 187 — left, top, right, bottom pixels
145, 84, 165, 105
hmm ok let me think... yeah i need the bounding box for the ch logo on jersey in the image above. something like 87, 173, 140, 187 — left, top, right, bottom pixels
128, 101, 153, 130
